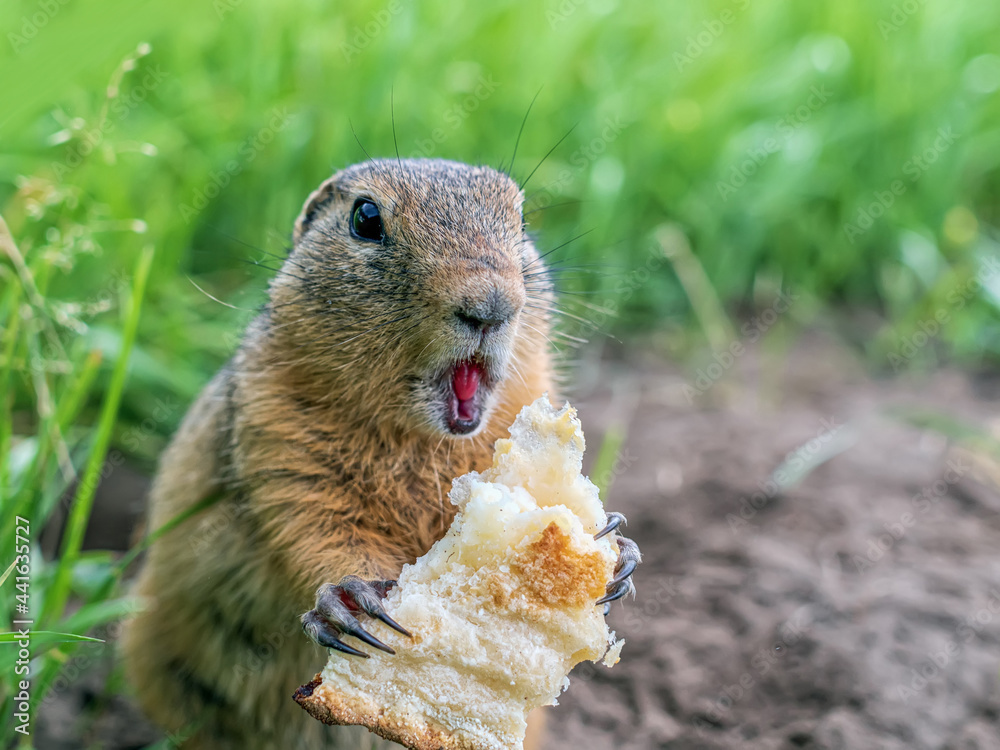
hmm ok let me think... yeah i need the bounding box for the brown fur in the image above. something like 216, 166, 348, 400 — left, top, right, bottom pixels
121, 159, 554, 748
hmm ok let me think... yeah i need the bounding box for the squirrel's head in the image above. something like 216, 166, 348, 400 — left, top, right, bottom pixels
268, 158, 551, 439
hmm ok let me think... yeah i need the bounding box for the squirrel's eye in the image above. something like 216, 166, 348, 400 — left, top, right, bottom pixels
350, 198, 384, 242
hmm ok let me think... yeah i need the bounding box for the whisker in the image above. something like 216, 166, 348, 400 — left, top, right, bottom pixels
523, 301, 599, 329
521, 122, 578, 191
232, 258, 314, 285
504, 87, 542, 177
203, 225, 296, 266
522, 228, 594, 273
523, 200, 582, 216
320, 313, 413, 351
519, 319, 559, 352
187, 277, 255, 311
289, 307, 415, 349
506, 356, 531, 392
391, 88, 402, 168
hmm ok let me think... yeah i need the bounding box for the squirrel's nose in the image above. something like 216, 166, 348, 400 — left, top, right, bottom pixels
454, 289, 516, 333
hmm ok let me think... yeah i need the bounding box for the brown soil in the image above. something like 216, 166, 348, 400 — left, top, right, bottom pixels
553, 334, 1000, 750
31, 334, 1000, 749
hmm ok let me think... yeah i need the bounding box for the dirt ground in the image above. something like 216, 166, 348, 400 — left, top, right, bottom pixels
33, 334, 1000, 749
551, 334, 1000, 750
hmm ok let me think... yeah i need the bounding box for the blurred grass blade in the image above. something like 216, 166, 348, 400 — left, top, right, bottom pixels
60, 597, 139, 635
591, 427, 625, 499
144, 719, 203, 749
54, 349, 104, 428
887, 406, 1000, 457
656, 223, 736, 353
0, 266, 23, 500
103, 490, 223, 599
43, 245, 155, 627
4, 600, 135, 665
771, 424, 858, 493
0, 559, 17, 589
0, 631, 104, 645
0, 632, 104, 678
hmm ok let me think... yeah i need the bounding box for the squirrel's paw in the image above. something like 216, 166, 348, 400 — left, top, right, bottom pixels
301, 575, 411, 658
594, 512, 642, 616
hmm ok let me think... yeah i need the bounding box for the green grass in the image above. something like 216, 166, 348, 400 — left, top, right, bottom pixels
1, 0, 1000, 741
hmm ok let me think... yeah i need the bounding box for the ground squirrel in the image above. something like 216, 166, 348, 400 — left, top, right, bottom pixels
121, 158, 639, 749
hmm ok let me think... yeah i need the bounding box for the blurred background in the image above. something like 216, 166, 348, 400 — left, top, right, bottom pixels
2, 0, 1000, 747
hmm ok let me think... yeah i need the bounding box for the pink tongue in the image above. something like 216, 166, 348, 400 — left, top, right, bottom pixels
453, 361, 481, 418
458, 400, 476, 421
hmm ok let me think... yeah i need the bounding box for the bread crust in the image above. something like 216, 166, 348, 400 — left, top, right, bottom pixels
295, 675, 476, 750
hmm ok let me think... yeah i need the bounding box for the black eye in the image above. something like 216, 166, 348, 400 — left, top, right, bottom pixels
350, 198, 384, 242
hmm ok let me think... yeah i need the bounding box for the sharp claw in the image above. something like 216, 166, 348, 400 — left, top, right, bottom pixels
613, 557, 638, 584
340, 619, 396, 655
596, 526, 641, 610
316, 590, 396, 654
314, 586, 396, 654
339, 576, 413, 638
373, 610, 412, 638
596, 591, 621, 606
322, 634, 370, 658
301, 611, 369, 658
596, 577, 635, 606
312, 577, 413, 653
595, 512, 627, 540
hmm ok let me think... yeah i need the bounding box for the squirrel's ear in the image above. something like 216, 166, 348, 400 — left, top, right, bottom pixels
294, 176, 341, 243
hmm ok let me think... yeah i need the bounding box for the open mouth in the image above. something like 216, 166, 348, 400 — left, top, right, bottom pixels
446, 359, 487, 435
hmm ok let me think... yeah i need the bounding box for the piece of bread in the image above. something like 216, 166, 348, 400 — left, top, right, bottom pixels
295, 396, 625, 750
